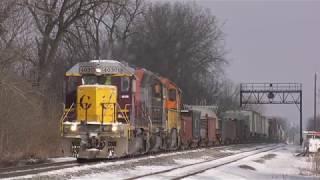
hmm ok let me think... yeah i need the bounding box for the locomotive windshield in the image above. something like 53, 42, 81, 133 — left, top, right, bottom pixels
82, 75, 112, 85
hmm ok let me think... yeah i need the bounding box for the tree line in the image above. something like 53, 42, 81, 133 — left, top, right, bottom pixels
0, 0, 239, 165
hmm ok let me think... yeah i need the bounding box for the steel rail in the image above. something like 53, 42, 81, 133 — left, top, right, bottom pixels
126, 144, 282, 180
0, 143, 268, 179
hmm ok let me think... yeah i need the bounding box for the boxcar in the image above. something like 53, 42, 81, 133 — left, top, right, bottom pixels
207, 117, 217, 146
223, 110, 250, 143
235, 111, 253, 138
180, 110, 195, 148
268, 118, 283, 142
185, 105, 218, 146
180, 109, 201, 148
264, 118, 269, 138
191, 110, 201, 147
221, 119, 237, 144
235, 119, 249, 143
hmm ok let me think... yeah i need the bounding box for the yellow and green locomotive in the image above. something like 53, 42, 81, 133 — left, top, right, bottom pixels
61, 60, 181, 160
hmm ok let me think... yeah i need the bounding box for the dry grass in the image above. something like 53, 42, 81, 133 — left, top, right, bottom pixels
0, 73, 65, 167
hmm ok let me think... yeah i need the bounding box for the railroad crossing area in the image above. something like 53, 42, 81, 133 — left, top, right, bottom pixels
1, 143, 314, 180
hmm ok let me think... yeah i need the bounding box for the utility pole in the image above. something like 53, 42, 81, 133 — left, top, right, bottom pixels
314, 72, 317, 131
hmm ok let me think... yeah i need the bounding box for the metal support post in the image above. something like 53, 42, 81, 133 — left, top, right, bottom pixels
300, 91, 303, 145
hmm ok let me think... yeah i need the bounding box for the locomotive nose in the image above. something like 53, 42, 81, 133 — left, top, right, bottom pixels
76, 85, 118, 124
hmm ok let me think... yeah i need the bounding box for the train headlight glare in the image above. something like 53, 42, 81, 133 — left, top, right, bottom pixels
112, 125, 118, 132
96, 68, 102, 73
70, 124, 77, 132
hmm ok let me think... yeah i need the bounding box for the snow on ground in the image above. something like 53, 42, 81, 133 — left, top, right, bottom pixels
72, 144, 278, 180
70, 157, 206, 180
136, 144, 279, 179
71, 165, 177, 180
185, 145, 315, 180
7, 144, 312, 180
174, 158, 204, 165
48, 157, 76, 163
218, 149, 242, 154
7, 148, 206, 180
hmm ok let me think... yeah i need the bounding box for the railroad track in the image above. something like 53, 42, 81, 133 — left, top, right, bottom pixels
126, 144, 283, 180
0, 143, 269, 179
0, 160, 79, 179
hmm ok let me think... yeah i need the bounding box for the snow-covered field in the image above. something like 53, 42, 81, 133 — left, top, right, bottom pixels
48, 157, 76, 163
186, 145, 315, 180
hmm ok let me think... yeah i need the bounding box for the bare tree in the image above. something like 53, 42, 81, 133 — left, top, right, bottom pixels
214, 79, 240, 115
23, 0, 117, 85
127, 1, 226, 104
61, 0, 144, 64
0, 0, 57, 165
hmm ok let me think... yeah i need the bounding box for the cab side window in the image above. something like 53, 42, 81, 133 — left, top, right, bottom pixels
168, 89, 176, 101
153, 83, 161, 98
121, 77, 130, 92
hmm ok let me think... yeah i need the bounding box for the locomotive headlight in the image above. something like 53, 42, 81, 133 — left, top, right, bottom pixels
70, 124, 77, 132
96, 68, 102, 73
112, 124, 118, 132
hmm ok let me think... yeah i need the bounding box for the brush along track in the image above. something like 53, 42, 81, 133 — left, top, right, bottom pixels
0, 143, 268, 179
126, 144, 283, 180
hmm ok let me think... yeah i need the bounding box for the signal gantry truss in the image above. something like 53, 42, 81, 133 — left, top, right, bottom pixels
240, 83, 303, 144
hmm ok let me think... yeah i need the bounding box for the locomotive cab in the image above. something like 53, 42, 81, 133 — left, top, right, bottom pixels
61, 60, 135, 159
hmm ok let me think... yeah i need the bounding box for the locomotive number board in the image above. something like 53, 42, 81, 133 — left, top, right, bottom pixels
79, 63, 124, 74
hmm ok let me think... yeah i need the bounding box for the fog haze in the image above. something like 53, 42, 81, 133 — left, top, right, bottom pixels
197, 0, 320, 127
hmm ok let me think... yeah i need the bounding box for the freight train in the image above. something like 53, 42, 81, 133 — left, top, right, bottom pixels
60, 60, 285, 161
221, 111, 285, 144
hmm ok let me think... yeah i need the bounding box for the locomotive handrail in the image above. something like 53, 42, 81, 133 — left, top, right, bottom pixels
60, 102, 75, 136
124, 104, 131, 113
101, 102, 116, 124
117, 103, 130, 124
140, 105, 153, 132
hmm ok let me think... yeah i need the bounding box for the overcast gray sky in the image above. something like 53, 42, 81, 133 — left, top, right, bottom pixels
196, 0, 320, 128
153, 0, 320, 128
